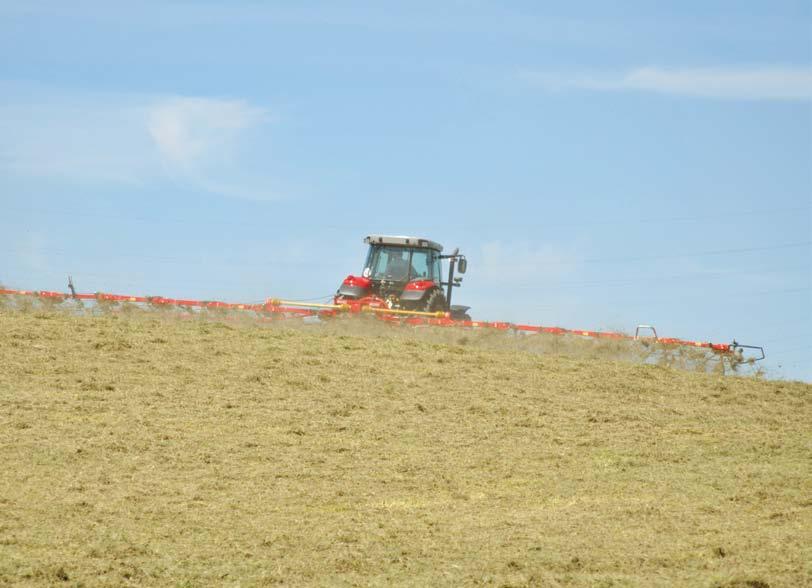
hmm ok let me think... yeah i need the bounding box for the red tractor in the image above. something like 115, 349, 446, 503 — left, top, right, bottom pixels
334, 235, 471, 320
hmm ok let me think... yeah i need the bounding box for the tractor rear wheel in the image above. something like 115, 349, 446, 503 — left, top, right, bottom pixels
423, 289, 446, 313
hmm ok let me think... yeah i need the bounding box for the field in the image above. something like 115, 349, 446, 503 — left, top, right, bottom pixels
0, 306, 809, 587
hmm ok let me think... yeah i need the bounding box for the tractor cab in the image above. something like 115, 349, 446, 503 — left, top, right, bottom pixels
335, 235, 470, 319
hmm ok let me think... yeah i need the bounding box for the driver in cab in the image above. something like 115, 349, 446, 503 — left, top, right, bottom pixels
385, 250, 415, 282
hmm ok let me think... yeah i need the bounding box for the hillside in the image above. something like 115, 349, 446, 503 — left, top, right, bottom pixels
0, 309, 809, 587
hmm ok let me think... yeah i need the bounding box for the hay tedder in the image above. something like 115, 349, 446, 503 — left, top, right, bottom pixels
0, 232, 766, 372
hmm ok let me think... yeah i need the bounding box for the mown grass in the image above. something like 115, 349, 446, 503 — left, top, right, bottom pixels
0, 306, 809, 587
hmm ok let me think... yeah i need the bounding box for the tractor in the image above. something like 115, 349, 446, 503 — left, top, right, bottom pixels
334, 235, 471, 320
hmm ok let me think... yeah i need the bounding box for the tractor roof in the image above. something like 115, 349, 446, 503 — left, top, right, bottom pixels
364, 235, 443, 252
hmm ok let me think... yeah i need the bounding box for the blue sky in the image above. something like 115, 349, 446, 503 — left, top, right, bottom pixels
2, 1, 810, 380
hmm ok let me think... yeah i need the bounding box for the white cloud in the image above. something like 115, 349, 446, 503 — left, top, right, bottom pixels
520, 65, 812, 101
0, 82, 276, 200
145, 97, 274, 199
147, 97, 267, 170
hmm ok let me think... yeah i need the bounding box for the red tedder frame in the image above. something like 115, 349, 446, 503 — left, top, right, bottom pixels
0, 287, 764, 360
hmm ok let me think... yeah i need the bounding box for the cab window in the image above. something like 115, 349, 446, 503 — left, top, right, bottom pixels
431, 252, 442, 284
410, 250, 430, 279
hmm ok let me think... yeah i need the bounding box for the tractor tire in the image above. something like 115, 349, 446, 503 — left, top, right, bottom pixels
423, 289, 446, 313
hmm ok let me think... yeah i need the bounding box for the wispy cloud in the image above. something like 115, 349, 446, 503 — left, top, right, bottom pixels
520, 66, 812, 101
0, 82, 277, 200
146, 96, 273, 199
148, 97, 267, 171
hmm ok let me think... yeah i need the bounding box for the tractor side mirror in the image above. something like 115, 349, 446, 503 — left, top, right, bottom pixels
457, 257, 467, 274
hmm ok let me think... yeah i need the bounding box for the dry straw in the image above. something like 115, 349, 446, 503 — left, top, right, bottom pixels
0, 303, 808, 586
